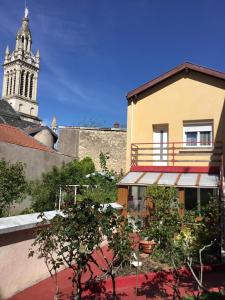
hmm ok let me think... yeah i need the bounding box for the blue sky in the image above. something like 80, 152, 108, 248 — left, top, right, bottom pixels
1, 0, 225, 128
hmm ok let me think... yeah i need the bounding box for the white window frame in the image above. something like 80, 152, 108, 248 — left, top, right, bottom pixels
183, 122, 213, 147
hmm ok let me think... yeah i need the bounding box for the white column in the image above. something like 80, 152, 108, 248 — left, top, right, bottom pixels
9, 73, 13, 95
6, 74, 10, 96
33, 76, 38, 101
22, 72, 27, 97
2, 71, 8, 97
13, 72, 16, 94
23, 38, 26, 51
27, 73, 31, 99
15, 69, 21, 95
27, 39, 31, 52
29, 75, 34, 99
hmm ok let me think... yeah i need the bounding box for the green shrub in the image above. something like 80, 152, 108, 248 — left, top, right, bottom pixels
0, 159, 27, 217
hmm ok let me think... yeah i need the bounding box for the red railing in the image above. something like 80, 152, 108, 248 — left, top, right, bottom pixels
131, 141, 223, 167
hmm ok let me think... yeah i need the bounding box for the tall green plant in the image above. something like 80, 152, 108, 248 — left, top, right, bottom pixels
99, 152, 109, 172
74, 152, 119, 204
0, 159, 27, 217
142, 186, 180, 251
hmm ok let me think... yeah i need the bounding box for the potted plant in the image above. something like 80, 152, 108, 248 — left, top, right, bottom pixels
139, 228, 157, 254
139, 239, 157, 254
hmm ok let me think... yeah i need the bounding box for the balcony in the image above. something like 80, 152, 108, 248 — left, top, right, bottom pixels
131, 141, 223, 169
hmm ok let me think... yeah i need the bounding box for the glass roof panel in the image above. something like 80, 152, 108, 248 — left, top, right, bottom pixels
119, 172, 219, 188
119, 172, 143, 184
138, 172, 161, 185
199, 174, 218, 187
158, 173, 179, 185
177, 173, 198, 186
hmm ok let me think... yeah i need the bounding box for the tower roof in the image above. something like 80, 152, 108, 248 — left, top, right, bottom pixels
51, 116, 57, 128
17, 16, 32, 38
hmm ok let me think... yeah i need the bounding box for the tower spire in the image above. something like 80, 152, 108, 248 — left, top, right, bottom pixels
1, 8, 41, 124
24, 0, 29, 18
5, 45, 9, 55
51, 116, 57, 133
24, 3, 29, 19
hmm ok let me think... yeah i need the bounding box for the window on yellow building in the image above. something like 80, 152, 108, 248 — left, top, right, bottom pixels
183, 121, 213, 147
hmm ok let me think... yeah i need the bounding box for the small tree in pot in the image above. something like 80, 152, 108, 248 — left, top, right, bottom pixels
29, 199, 134, 300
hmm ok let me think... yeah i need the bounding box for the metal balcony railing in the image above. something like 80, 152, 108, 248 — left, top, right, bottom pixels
131, 141, 223, 167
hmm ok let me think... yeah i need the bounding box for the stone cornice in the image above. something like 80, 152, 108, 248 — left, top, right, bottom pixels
4, 95, 39, 105
3, 59, 39, 71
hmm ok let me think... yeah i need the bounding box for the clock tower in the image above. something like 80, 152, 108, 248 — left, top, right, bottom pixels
2, 8, 41, 123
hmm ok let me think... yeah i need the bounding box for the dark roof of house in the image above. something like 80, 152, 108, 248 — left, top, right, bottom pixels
0, 99, 58, 142
127, 62, 225, 100
0, 124, 53, 153
0, 99, 38, 129
19, 111, 42, 122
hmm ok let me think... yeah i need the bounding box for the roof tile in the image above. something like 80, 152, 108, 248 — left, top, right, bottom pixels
0, 124, 53, 153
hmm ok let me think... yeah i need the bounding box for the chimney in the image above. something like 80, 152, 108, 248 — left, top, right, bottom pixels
113, 121, 120, 129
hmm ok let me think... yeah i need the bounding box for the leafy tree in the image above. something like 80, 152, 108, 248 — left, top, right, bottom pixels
29, 199, 134, 300
140, 186, 219, 267
141, 186, 220, 297
29, 157, 95, 212
141, 186, 181, 261
0, 159, 27, 217
29, 154, 120, 211
80, 172, 118, 203
79, 152, 120, 203
91, 205, 134, 298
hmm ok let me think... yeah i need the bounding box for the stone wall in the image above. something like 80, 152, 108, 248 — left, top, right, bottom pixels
0, 141, 74, 180
57, 127, 80, 158
58, 127, 127, 174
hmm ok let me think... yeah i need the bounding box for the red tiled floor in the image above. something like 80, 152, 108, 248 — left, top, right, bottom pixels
8, 245, 225, 300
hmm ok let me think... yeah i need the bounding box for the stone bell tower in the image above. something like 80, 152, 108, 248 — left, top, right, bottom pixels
1, 8, 41, 123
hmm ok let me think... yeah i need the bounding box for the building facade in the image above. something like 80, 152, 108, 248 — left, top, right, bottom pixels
58, 125, 127, 173
118, 62, 225, 217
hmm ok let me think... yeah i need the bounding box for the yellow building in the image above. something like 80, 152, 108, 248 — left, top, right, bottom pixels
118, 62, 225, 216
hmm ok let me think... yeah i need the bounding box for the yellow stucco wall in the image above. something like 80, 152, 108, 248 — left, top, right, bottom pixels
126, 71, 225, 170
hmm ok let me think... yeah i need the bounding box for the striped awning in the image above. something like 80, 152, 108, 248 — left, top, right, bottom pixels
118, 172, 219, 188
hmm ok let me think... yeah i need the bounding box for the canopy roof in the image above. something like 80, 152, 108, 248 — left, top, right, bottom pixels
118, 172, 219, 188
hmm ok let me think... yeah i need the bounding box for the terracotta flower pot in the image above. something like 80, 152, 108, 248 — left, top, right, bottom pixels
139, 240, 157, 254
195, 216, 203, 223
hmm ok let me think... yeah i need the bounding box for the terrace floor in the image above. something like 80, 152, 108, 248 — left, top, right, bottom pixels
8, 241, 225, 300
